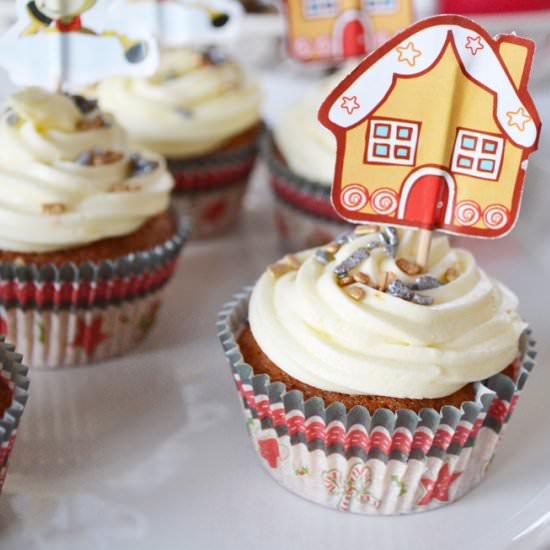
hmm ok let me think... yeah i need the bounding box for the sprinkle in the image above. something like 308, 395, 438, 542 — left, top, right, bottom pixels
130, 153, 159, 177
203, 46, 227, 66
335, 232, 356, 246
337, 275, 354, 287
334, 247, 370, 278
353, 272, 371, 285
345, 286, 366, 301
75, 151, 93, 166
175, 107, 192, 118
384, 226, 399, 246
385, 245, 398, 258
367, 240, 381, 251
315, 249, 333, 265
396, 258, 422, 276
380, 271, 397, 291
5, 108, 19, 126
284, 254, 301, 269
268, 263, 293, 279
324, 243, 340, 255
42, 202, 66, 215
69, 94, 98, 115
93, 150, 124, 166
77, 115, 105, 131
354, 224, 379, 236
410, 276, 441, 291
412, 294, 434, 306
387, 279, 414, 301
110, 182, 141, 192
443, 267, 460, 283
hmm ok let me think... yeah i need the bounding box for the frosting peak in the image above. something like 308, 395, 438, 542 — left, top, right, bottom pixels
0, 87, 172, 253
249, 227, 524, 399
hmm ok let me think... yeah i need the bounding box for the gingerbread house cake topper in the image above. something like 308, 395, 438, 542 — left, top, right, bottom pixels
111, 0, 243, 48
283, 0, 414, 63
0, 0, 159, 89
318, 15, 541, 238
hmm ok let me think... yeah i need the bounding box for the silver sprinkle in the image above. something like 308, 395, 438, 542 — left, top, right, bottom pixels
385, 245, 398, 258
315, 249, 331, 265
412, 294, 434, 306
6, 110, 19, 126
384, 226, 399, 246
75, 151, 93, 166
175, 108, 192, 118
334, 247, 370, 278
335, 231, 355, 245
387, 280, 414, 301
411, 276, 441, 291
367, 240, 380, 251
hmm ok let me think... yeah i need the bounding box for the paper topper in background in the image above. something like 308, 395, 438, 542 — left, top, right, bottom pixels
0, 0, 159, 89
282, 0, 414, 63
111, 0, 243, 47
318, 15, 541, 239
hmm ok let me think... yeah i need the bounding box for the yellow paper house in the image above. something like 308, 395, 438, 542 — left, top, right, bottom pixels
283, 0, 413, 61
319, 16, 540, 237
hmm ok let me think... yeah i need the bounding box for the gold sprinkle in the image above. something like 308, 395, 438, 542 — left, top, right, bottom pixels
110, 182, 141, 193
353, 272, 371, 285
380, 271, 397, 291
354, 224, 380, 236
284, 254, 301, 270
268, 263, 293, 279
324, 243, 340, 255
345, 286, 366, 301
93, 151, 124, 166
443, 267, 460, 283
396, 258, 422, 276
77, 115, 104, 131
337, 275, 354, 287
42, 203, 66, 215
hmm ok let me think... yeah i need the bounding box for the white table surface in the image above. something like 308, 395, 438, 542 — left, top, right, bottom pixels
0, 65, 549, 550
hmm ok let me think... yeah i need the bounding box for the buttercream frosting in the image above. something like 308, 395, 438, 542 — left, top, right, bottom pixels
0, 87, 172, 253
97, 48, 261, 158
249, 227, 524, 399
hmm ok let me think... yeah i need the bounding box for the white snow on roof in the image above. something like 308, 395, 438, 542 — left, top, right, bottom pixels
326, 24, 538, 148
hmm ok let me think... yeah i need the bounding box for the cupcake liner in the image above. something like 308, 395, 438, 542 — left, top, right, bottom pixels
168, 129, 260, 239
217, 288, 536, 515
0, 337, 30, 493
261, 131, 351, 251
0, 216, 191, 369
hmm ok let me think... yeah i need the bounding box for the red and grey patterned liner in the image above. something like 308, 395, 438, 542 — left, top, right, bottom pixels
0, 337, 29, 493
218, 288, 536, 515
261, 131, 351, 250
0, 215, 191, 368
167, 130, 260, 238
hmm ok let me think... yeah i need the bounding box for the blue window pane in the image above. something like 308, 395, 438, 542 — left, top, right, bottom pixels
479, 159, 495, 172
397, 128, 411, 139
458, 157, 472, 168
374, 124, 390, 138
396, 147, 409, 158
462, 137, 476, 150
483, 141, 496, 153
374, 144, 389, 157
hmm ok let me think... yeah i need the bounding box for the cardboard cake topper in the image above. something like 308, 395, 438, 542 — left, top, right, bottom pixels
111, 0, 243, 48
318, 15, 542, 239
282, 0, 414, 63
0, 0, 159, 89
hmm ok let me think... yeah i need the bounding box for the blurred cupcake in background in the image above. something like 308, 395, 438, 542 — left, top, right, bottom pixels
263, 72, 351, 252
98, 48, 262, 239
0, 88, 190, 368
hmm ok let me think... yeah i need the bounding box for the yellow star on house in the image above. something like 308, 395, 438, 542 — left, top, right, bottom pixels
506, 108, 532, 131
396, 41, 422, 67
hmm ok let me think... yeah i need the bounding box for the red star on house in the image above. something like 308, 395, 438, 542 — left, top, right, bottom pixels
73, 317, 108, 358
418, 463, 462, 506
465, 35, 484, 55
341, 96, 360, 115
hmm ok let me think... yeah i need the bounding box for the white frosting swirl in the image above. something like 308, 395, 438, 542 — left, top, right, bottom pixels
274, 73, 340, 186
249, 229, 525, 399
98, 48, 262, 158
0, 88, 172, 253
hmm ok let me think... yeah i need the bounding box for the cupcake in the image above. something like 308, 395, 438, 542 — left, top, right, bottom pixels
98, 48, 262, 239
218, 225, 535, 514
0, 87, 190, 368
0, 337, 29, 493
263, 73, 351, 251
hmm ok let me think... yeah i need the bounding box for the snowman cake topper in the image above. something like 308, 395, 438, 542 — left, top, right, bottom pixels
318, 14, 541, 256
282, 0, 414, 63
111, 0, 243, 48
0, 0, 159, 89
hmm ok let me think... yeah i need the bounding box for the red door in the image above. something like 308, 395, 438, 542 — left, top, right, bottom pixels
342, 20, 366, 57
403, 175, 449, 229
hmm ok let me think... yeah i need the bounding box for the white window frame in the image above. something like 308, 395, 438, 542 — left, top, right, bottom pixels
366, 118, 420, 166
302, 0, 338, 19
363, 0, 398, 15
450, 129, 504, 181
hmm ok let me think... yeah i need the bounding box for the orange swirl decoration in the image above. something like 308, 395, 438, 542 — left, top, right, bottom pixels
455, 200, 481, 226
371, 188, 398, 216
341, 184, 369, 212
483, 204, 510, 230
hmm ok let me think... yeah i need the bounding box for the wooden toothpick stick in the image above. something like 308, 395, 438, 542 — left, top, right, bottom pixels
416, 229, 433, 272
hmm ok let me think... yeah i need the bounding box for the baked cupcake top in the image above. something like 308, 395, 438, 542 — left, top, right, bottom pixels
0, 88, 172, 253
249, 226, 524, 399
97, 48, 262, 158
274, 72, 340, 186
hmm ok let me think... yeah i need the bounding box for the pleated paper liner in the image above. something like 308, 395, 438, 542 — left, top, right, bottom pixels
0, 337, 30, 493
0, 215, 192, 369
218, 288, 536, 515
261, 130, 351, 252
168, 127, 261, 239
